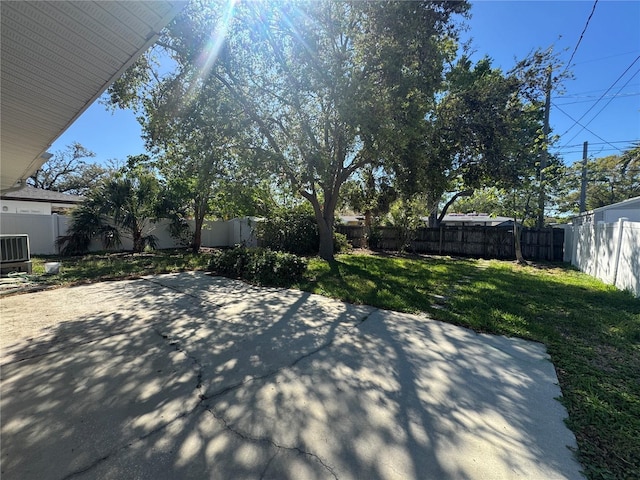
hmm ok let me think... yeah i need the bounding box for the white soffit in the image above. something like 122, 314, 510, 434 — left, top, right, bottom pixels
0, 0, 186, 191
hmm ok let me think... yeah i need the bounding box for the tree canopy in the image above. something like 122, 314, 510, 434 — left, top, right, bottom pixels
108, 0, 470, 260
28, 143, 109, 195
105, 1, 581, 262
391, 47, 569, 232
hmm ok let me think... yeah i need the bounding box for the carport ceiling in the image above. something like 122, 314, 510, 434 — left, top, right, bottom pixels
0, 0, 186, 191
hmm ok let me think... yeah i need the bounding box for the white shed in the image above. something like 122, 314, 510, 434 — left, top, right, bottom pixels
572, 197, 640, 225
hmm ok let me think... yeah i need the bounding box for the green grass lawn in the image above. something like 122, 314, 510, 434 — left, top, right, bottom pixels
30, 250, 211, 286
297, 254, 640, 480
28, 250, 640, 479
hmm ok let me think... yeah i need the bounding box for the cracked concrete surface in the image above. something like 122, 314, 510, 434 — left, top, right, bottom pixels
0, 272, 584, 479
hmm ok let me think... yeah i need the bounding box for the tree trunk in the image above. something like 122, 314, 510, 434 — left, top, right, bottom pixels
302, 185, 338, 261
363, 209, 372, 248
317, 218, 334, 261
134, 233, 146, 252
309, 196, 334, 261
317, 199, 336, 261
191, 195, 211, 254
192, 214, 203, 254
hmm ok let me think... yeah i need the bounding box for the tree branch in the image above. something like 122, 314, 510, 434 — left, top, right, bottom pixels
436, 189, 474, 226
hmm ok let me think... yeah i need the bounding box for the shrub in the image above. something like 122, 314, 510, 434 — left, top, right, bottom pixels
57, 206, 121, 256
333, 232, 352, 253
209, 246, 248, 278
257, 207, 354, 255
368, 227, 383, 250
209, 246, 307, 287
256, 207, 319, 255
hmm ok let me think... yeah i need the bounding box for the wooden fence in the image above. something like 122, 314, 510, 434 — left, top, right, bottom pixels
336, 225, 565, 261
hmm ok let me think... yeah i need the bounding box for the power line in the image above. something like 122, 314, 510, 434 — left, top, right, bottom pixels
555, 92, 640, 105
553, 102, 624, 152
562, 68, 640, 146
560, 84, 640, 98
572, 50, 640, 66
553, 140, 639, 149
558, 55, 640, 140
564, 0, 599, 72
555, 148, 628, 155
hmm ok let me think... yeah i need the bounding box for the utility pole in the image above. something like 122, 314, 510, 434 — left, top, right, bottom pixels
537, 67, 552, 229
579, 141, 588, 212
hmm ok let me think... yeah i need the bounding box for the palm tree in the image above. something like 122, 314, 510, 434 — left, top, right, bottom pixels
58, 167, 163, 255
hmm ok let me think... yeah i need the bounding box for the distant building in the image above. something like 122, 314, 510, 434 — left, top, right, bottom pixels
338, 214, 366, 226
0, 185, 84, 215
439, 213, 516, 227
338, 212, 518, 227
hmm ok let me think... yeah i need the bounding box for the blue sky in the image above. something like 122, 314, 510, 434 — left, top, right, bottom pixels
51, 0, 640, 166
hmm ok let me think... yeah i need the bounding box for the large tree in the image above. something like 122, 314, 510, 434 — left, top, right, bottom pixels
110, 39, 269, 252
392, 56, 523, 226
395, 49, 568, 230
153, 82, 251, 252
28, 142, 108, 195
390, 50, 567, 263
109, 0, 469, 260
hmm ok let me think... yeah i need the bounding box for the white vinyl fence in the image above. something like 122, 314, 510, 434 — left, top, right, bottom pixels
567, 218, 640, 297
0, 213, 258, 255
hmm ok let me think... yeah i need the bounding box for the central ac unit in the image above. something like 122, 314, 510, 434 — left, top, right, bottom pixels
0, 234, 32, 274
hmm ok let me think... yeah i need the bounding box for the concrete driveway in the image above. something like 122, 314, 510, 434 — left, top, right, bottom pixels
1, 272, 583, 479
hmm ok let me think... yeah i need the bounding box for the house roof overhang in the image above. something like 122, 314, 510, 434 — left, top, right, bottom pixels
1, 184, 85, 204
0, 0, 186, 191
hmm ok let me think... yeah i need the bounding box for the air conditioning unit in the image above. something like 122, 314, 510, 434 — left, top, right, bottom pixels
0, 234, 32, 274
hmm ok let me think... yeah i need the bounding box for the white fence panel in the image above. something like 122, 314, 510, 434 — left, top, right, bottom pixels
570, 219, 640, 297
229, 218, 259, 247
0, 214, 253, 254
596, 223, 616, 284
615, 221, 640, 296
147, 219, 180, 249
572, 222, 592, 276
200, 220, 231, 247
1, 213, 59, 255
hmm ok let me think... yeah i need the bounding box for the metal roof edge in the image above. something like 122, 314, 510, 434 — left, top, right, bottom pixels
25, 1, 188, 184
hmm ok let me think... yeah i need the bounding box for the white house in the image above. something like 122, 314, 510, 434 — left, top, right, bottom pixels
1, 185, 84, 215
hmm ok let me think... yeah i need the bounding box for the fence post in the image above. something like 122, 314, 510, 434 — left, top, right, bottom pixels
51, 213, 59, 255
556, 224, 572, 263
612, 217, 628, 288
439, 226, 443, 255
483, 227, 488, 258
571, 223, 579, 266
595, 221, 606, 278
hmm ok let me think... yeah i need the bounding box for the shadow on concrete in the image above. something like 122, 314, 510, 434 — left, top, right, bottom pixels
204, 309, 582, 479
0, 272, 582, 479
